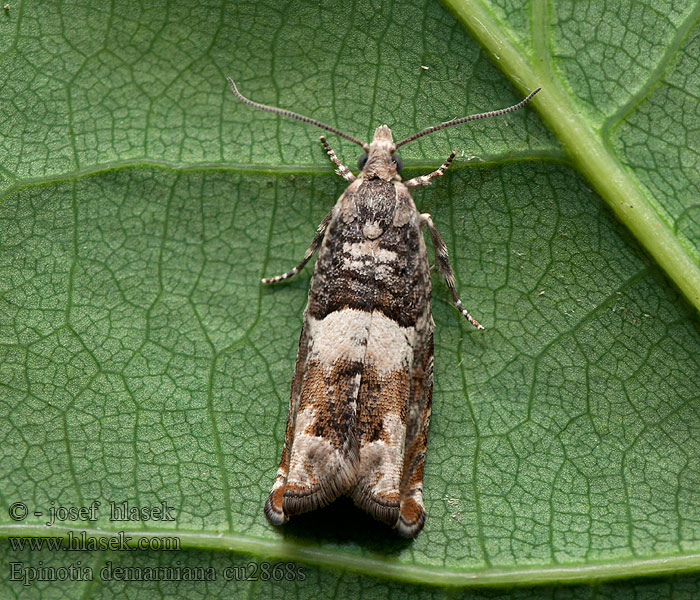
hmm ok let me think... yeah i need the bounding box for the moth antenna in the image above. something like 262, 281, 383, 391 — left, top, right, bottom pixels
227, 78, 368, 151
394, 88, 541, 149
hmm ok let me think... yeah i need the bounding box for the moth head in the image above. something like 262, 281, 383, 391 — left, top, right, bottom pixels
357, 125, 402, 181
227, 78, 540, 179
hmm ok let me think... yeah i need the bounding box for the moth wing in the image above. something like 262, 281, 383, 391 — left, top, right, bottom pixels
349, 330, 411, 528
348, 187, 434, 536
264, 311, 312, 525
265, 203, 363, 523
351, 301, 434, 537
280, 326, 363, 517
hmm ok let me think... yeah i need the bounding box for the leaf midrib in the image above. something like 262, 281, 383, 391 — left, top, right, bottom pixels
1, 524, 700, 586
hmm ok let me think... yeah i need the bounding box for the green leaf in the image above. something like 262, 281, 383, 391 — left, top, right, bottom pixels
0, 0, 699, 598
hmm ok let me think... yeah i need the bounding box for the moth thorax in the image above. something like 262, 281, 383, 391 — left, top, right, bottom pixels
363, 125, 398, 181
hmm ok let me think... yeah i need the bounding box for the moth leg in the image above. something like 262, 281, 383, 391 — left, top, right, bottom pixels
261, 210, 333, 284
404, 151, 456, 188
320, 135, 356, 182
421, 213, 484, 330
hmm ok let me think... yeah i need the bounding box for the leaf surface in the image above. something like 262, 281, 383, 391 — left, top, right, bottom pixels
1, 0, 699, 597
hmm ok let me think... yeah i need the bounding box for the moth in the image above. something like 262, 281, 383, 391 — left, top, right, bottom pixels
228, 78, 539, 537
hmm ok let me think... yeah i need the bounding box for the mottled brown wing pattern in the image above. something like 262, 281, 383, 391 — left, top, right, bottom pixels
263, 307, 311, 525
258, 123, 489, 537
265, 178, 435, 536
230, 81, 538, 538
348, 184, 434, 535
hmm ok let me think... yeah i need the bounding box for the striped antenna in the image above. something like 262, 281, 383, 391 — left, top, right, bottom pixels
228, 78, 368, 150
394, 88, 541, 149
